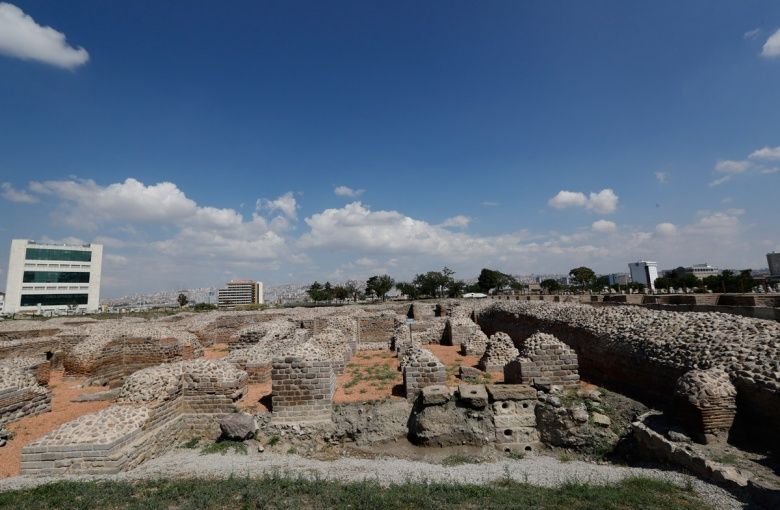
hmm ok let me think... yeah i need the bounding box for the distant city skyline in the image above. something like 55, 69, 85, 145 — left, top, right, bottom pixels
1, 1, 779, 297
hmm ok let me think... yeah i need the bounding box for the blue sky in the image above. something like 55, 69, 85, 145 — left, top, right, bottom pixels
1, 1, 779, 297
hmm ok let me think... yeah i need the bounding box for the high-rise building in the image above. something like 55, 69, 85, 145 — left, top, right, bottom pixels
3, 239, 103, 314
217, 279, 263, 307
768, 252, 780, 277
628, 261, 659, 291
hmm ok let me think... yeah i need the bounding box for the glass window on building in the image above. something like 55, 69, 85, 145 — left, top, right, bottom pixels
20, 294, 89, 306
23, 271, 90, 283
25, 248, 92, 262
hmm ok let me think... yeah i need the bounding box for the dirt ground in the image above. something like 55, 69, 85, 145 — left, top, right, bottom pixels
426, 344, 504, 385
0, 370, 111, 478
334, 349, 403, 403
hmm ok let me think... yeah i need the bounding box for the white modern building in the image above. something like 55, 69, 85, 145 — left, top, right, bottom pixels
686, 263, 720, 279
217, 279, 264, 307
3, 240, 103, 314
628, 261, 659, 291
768, 252, 780, 277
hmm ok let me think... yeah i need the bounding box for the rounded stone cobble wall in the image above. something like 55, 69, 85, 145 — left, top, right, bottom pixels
476, 301, 780, 452
674, 368, 737, 444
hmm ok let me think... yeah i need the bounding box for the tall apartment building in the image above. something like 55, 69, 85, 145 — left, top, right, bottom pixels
217, 279, 263, 307
607, 273, 630, 286
628, 261, 658, 291
768, 252, 780, 277
3, 240, 103, 314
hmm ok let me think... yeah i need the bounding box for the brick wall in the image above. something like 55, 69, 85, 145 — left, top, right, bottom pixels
271, 357, 335, 423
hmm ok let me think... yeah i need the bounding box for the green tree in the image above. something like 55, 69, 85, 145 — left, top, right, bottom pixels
366, 275, 395, 301
447, 280, 466, 298
177, 293, 188, 307
307, 281, 326, 302
540, 279, 561, 293
477, 268, 516, 294
569, 267, 596, 288
333, 285, 350, 301
395, 282, 418, 299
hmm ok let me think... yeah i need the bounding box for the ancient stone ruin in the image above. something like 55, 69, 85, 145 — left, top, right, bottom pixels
21, 359, 247, 475
271, 344, 335, 424
62, 322, 204, 387
478, 332, 519, 371
504, 332, 580, 389
0, 357, 51, 426
402, 347, 447, 400
673, 368, 737, 444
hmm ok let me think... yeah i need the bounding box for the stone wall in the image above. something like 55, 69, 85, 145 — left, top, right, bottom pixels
673, 368, 737, 444
402, 348, 447, 400
357, 317, 396, 349
63, 336, 203, 387
476, 301, 780, 452
478, 332, 518, 372
0, 358, 52, 426
271, 356, 335, 423
504, 332, 579, 389
21, 359, 247, 475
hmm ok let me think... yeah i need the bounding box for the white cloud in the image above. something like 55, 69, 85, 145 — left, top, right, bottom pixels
0, 2, 89, 69
709, 175, 732, 187
354, 257, 378, 267
744, 28, 761, 40
586, 189, 619, 214
748, 145, 780, 160
548, 188, 618, 214
654, 172, 669, 184
334, 185, 364, 198
714, 160, 751, 174
761, 28, 780, 58
548, 190, 587, 209
655, 223, 678, 236
440, 215, 471, 228
481, 201, 500, 207
685, 209, 744, 235
30, 178, 198, 225
257, 191, 298, 220
591, 219, 617, 233
1, 182, 38, 203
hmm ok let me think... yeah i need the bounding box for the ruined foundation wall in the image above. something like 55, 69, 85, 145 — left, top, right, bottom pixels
271, 357, 335, 423
476, 302, 780, 452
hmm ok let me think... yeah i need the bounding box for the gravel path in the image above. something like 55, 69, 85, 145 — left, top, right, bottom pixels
0, 449, 744, 509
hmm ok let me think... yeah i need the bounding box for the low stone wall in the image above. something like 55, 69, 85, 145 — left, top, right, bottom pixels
63, 336, 203, 387
21, 359, 247, 475
357, 317, 396, 349
271, 356, 335, 423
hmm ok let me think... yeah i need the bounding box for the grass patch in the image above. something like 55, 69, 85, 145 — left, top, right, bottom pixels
287, 447, 298, 455
200, 439, 247, 456
266, 435, 280, 446
180, 438, 199, 449
343, 362, 399, 390
441, 454, 482, 466
505, 451, 525, 460
0, 475, 712, 509
558, 451, 574, 463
